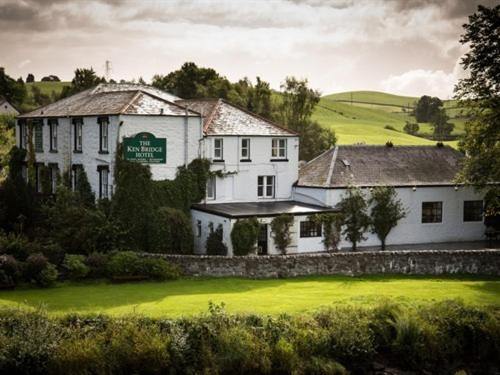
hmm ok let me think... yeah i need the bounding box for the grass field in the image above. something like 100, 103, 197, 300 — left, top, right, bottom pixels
26, 81, 70, 97
0, 275, 498, 317
314, 90, 463, 147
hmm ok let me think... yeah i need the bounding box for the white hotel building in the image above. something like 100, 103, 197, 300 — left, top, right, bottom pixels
16, 84, 486, 255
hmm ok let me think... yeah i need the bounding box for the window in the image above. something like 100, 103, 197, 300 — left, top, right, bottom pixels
271, 138, 287, 159
35, 163, 43, 193
206, 176, 216, 200
214, 138, 223, 161
21, 164, 28, 183
48, 119, 58, 151
422, 201, 442, 223
241, 138, 250, 160
258, 176, 275, 198
34, 121, 43, 152
73, 118, 83, 152
71, 164, 83, 191
464, 200, 483, 222
300, 221, 322, 238
49, 164, 58, 194
196, 220, 202, 237
18, 120, 27, 149
99, 117, 109, 153
98, 166, 109, 199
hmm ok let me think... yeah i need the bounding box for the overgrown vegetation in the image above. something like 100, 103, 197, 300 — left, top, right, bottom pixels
308, 213, 343, 251
0, 300, 497, 374
270, 214, 294, 254
337, 187, 371, 251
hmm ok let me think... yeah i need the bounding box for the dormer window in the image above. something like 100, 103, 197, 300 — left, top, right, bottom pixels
271, 138, 287, 160
214, 138, 223, 161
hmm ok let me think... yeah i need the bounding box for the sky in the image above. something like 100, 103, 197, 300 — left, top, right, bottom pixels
0, 0, 495, 98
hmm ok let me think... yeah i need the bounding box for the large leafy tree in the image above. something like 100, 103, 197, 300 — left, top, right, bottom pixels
338, 187, 370, 251
60, 68, 105, 98
414, 95, 443, 122
0, 67, 26, 107
455, 5, 500, 218
368, 187, 406, 250
430, 108, 454, 140
278, 77, 336, 161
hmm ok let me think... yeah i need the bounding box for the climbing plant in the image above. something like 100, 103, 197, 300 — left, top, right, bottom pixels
309, 212, 344, 251
270, 214, 294, 254
337, 187, 370, 251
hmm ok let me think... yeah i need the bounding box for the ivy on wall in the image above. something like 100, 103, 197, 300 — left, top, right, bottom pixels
270, 214, 294, 254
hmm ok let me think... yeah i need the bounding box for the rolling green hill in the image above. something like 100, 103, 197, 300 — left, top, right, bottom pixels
26, 81, 70, 98
313, 90, 464, 147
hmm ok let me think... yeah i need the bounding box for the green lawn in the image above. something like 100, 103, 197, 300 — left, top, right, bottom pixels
0, 275, 498, 317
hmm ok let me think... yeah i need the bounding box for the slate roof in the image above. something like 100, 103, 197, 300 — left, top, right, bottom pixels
18, 84, 198, 118
176, 98, 296, 136
191, 200, 337, 218
297, 145, 465, 188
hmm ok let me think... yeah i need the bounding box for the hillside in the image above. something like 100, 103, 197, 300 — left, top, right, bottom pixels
313, 90, 463, 147
26, 81, 70, 98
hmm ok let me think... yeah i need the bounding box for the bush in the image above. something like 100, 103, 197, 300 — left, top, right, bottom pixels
85, 252, 109, 278
206, 224, 228, 256
384, 124, 397, 131
153, 207, 193, 254
270, 214, 294, 254
139, 257, 181, 281
403, 121, 419, 135
62, 255, 89, 280
24, 253, 58, 287
106, 251, 143, 279
0, 255, 21, 288
301, 356, 348, 375
231, 217, 259, 256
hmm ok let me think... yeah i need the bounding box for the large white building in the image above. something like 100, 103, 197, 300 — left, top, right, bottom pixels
15, 84, 487, 255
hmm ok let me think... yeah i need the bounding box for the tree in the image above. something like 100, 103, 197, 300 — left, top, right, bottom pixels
0, 67, 26, 107
206, 224, 228, 255
414, 95, 443, 122
231, 217, 260, 256
455, 5, 500, 218
309, 212, 344, 251
368, 187, 406, 250
75, 167, 95, 208
26, 73, 35, 83
154, 207, 193, 254
403, 121, 419, 135
270, 214, 294, 254
430, 108, 454, 140
41, 75, 60, 82
60, 68, 105, 98
337, 187, 370, 251
278, 77, 336, 160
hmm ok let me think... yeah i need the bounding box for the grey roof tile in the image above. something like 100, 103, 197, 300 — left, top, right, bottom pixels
297, 145, 465, 188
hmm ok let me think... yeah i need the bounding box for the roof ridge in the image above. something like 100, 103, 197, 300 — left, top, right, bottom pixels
326, 146, 339, 187
203, 99, 223, 132
137, 90, 201, 115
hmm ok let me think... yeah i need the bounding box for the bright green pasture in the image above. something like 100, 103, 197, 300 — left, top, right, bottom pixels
0, 275, 497, 318
26, 81, 70, 97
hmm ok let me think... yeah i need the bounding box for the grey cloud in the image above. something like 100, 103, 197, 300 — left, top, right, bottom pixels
389, 0, 498, 19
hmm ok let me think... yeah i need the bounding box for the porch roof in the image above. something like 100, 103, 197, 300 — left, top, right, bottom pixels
191, 200, 338, 219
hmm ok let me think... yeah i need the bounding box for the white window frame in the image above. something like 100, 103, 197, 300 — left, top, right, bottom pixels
241, 138, 250, 160
49, 119, 58, 151
99, 167, 109, 199
271, 138, 287, 159
99, 118, 109, 153
213, 138, 223, 161
257, 175, 275, 198
74, 119, 83, 152
206, 175, 216, 200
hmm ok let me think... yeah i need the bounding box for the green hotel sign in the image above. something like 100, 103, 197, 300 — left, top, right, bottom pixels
123, 132, 166, 164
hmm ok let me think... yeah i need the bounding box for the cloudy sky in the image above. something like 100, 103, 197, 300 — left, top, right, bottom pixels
0, 0, 494, 98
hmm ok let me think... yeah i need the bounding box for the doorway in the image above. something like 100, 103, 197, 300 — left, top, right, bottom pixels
258, 224, 268, 255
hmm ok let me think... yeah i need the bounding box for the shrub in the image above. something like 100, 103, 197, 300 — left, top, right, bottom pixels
206, 224, 228, 256
384, 124, 397, 131
62, 254, 89, 280
49, 336, 105, 375
139, 257, 181, 281
85, 252, 109, 278
0, 232, 38, 261
231, 217, 259, 256
153, 207, 193, 254
403, 121, 419, 135
0, 255, 21, 288
25, 253, 59, 287
301, 356, 348, 375
106, 251, 142, 279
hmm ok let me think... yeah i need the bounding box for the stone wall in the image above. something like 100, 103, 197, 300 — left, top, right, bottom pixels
145, 250, 500, 278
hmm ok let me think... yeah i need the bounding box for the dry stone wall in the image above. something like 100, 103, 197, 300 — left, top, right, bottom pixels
145, 250, 500, 278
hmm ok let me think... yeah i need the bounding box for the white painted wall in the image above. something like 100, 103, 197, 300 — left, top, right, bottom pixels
191, 211, 325, 256
201, 136, 299, 203
0, 101, 19, 115
294, 185, 486, 249
16, 114, 203, 197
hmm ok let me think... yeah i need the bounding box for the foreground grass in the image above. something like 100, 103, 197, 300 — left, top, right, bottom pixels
0, 275, 498, 317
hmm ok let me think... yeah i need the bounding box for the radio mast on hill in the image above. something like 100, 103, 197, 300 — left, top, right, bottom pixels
104, 60, 112, 81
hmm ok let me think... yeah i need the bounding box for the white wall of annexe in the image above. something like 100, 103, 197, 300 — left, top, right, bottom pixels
191, 209, 325, 256
294, 185, 486, 249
